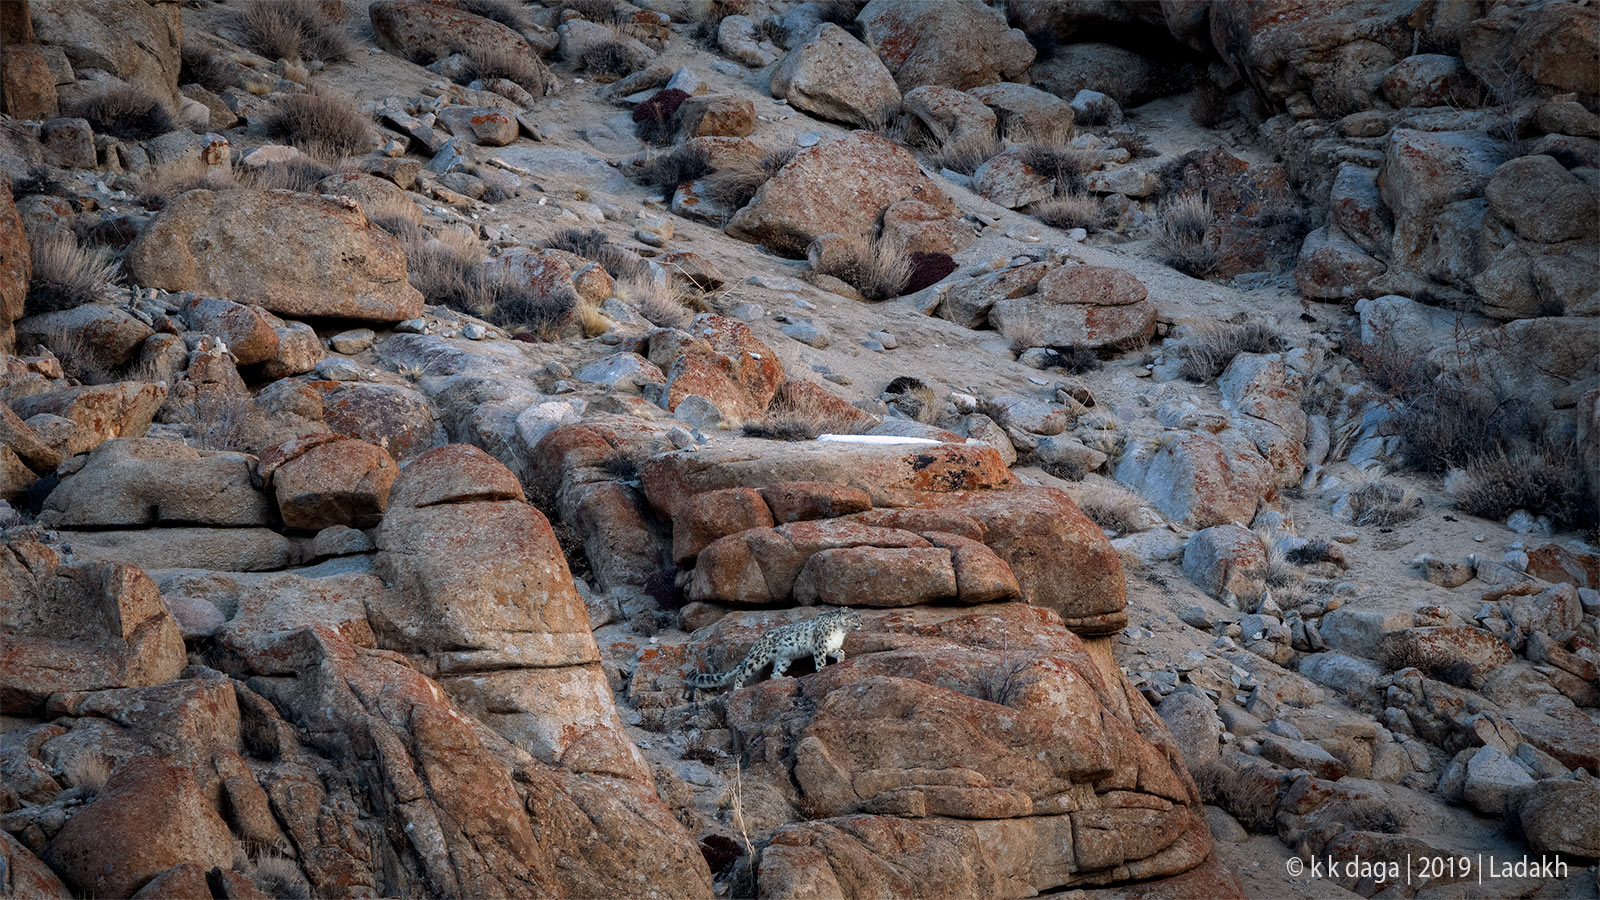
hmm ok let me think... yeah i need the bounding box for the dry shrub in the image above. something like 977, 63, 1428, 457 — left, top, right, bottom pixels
579, 40, 649, 79
1453, 443, 1592, 530
1348, 479, 1421, 527
1190, 77, 1229, 128
237, 0, 352, 63
25, 235, 116, 316
251, 855, 311, 900
1156, 192, 1217, 277
181, 42, 239, 92
1107, 129, 1155, 159
1284, 538, 1338, 566
1038, 345, 1101, 374
261, 91, 375, 158
1177, 321, 1286, 382
68, 87, 174, 140
402, 228, 492, 313
742, 383, 873, 441
1191, 761, 1284, 833
10, 166, 65, 198
493, 285, 576, 339
622, 274, 696, 328
541, 228, 650, 280
458, 44, 556, 97
811, 232, 911, 301
1391, 383, 1510, 474
1033, 191, 1105, 231
883, 376, 939, 423
1073, 482, 1145, 534
696, 146, 795, 216
1019, 143, 1098, 195
189, 392, 272, 453
926, 132, 1001, 176
975, 654, 1039, 707
636, 142, 712, 193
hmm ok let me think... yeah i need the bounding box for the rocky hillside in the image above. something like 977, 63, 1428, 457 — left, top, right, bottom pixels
0, 0, 1597, 898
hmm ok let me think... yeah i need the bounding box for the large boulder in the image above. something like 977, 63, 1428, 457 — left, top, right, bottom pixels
368, 0, 531, 63
902, 85, 996, 146
125, 189, 423, 322
1209, 1, 1414, 115
654, 314, 784, 420
1378, 129, 1507, 275
967, 82, 1074, 141
9, 381, 167, 456
987, 294, 1157, 351
1027, 42, 1173, 107
858, 0, 1036, 91
770, 23, 900, 128
40, 438, 271, 527
373, 444, 647, 780
0, 540, 185, 714
1460, 1, 1600, 97
676, 603, 1211, 894
1119, 430, 1273, 529
44, 757, 234, 899
261, 434, 398, 531
31, 0, 182, 113
1483, 154, 1599, 246
725, 130, 954, 256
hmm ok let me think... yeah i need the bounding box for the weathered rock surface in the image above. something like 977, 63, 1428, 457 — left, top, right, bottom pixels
725, 131, 953, 256
858, 0, 1036, 91
770, 23, 900, 128
125, 190, 423, 322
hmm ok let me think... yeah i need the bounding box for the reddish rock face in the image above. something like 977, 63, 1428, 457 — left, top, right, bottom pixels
125, 189, 423, 322
1037, 265, 1148, 306
858, 0, 1037, 91
665, 604, 1209, 895
44, 756, 234, 898
0, 544, 186, 713
656, 314, 784, 420
725, 131, 954, 257
317, 382, 440, 461
268, 436, 399, 531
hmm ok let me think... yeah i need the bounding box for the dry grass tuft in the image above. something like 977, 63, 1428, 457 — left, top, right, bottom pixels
579, 40, 649, 79
261, 91, 375, 158
925, 132, 1002, 176
541, 228, 651, 281
493, 285, 576, 339
1019, 143, 1098, 195
189, 392, 272, 452
1348, 479, 1422, 527
1156, 192, 1217, 278
61, 754, 111, 794
743, 382, 874, 441
574, 299, 612, 337
181, 42, 239, 92
238, 0, 352, 63
1177, 321, 1287, 382
636, 142, 713, 193
882, 375, 939, 423
1033, 191, 1105, 231
621, 274, 696, 329
252, 854, 311, 900
695, 147, 796, 216
1073, 482, 1146, 534
459, 44, 557, 97
68, 87, 174, 140
810, 232, 911, 301
25, 235, 117, 316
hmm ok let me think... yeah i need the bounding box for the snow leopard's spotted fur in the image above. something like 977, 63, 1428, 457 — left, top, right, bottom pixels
686, 608, 862, 692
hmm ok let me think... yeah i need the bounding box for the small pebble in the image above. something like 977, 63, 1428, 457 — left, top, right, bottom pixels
861, 340, 885, 352
867, 329, 897, 349
634, 229, 665, 247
